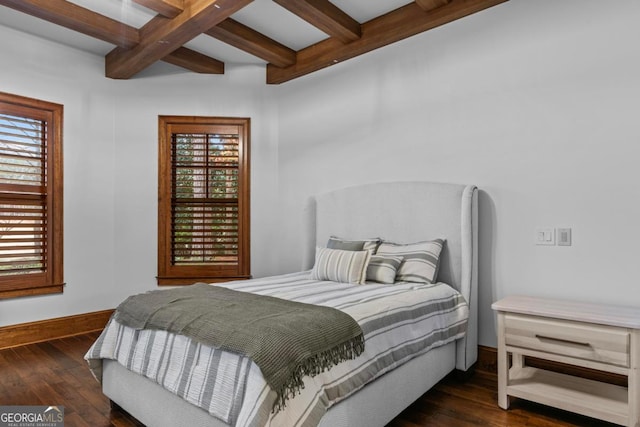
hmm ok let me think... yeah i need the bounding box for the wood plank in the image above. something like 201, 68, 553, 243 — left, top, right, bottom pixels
133, 0, 184, 19
629, 330, 640, 427
508, 366, 628, 426
524, 353, 628, 387
481, 331, 628, 387
497, 312, 510, 409
11, 345, 60, 386
506, 345, 630, 376
105, 0, 253, 79
0, 0, 225, 74
0, 284, 63, 299
273, 0, 361, 43
266, 0, 508, 84
402, 382, 530, 426
0, 0, 139, 48
162, 46, 224, 73
0, 309, 113, 350
504, 313, 630, 368
492, 295, 640, 329
206, 18, 296, 67
415, 0, 452, 12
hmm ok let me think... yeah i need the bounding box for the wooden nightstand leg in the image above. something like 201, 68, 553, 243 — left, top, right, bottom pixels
497, 312, 510, 409
512, 353, 524, 369
629, 330, 639, 427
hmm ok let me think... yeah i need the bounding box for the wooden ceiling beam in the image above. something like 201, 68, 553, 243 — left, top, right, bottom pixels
162, 46, 224, 73
105, 0, 253, 79
132, 0, 184, 19
2, 0, 509, 83
0, 0, 139, 48
140, 0, 296, 68
267, 0, 508, 84
118, 0, 227, 74
206, 18, 296, 68
415, 0, 452, 12
0, 0, 226, 75
273, 0, 361, 43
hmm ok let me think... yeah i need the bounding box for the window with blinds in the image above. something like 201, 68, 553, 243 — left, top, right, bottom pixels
0, 92, 63, 298
158, 117, 250, 285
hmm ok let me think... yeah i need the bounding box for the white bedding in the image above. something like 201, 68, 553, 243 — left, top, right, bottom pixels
86, 271, 469, 427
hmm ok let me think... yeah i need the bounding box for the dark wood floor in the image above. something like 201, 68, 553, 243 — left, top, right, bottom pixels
0, 332, 618, 427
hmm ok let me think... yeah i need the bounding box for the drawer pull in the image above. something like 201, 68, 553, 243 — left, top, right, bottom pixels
535, 334, 592, 347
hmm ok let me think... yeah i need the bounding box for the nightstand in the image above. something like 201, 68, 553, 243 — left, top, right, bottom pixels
492, 296, 640, 426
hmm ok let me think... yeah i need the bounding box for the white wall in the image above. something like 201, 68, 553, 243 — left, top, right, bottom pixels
1, 1, 639, 350
110, 65, 282, 298
0, 26, 118, 326
275, 0, 640, 347
0, 26, 280, 326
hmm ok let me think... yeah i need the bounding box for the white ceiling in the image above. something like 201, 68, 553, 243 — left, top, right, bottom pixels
0, 0, 413, 66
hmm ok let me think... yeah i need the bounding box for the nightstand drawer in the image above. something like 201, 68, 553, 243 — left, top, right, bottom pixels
505, 313, 630, 367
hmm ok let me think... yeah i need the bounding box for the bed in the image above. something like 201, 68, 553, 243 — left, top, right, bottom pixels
86, 181, 478, 427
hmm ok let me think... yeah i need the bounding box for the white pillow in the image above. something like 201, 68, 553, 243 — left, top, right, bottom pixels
366, 254, 403, 284
311, 247, 371, 285
376, 239, 444, 284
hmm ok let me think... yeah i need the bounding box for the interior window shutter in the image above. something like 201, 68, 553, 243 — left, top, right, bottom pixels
0, 112, 47, 277
172, 132, 240, 266
0, 92, 63, 298
158, 116, 250, 285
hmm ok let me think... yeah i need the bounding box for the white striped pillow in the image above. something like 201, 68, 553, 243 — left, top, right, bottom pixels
376, 239, 444, 284
366, 254, 404, 284
311, 247, 371, 285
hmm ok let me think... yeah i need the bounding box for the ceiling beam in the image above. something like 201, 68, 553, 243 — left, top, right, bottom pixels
0, 0, 225, 75
415, 0, 452, 12
105, 0, 253, 79
132, 0, 184, 19
0, 0, 139, 48
267, 0, 508, 84
134, 0, 295, 68
273, 0, 361, 43
206, 18, 296, 68
162, 46, 224, 73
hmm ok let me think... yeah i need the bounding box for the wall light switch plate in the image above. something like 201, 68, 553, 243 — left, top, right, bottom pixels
535, 227, 555, 245
557, 228, 572, 246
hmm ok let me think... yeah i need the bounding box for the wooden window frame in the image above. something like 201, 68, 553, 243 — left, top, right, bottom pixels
0, 92, 64, 299
157, 116, 250, 286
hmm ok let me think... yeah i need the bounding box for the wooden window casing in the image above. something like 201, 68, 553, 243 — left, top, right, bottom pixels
0, 92, 63, 299
158, 116, 250, 285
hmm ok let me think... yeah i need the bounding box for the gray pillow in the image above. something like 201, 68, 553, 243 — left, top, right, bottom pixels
327, 236, 381, 253
376, 239, 444, 284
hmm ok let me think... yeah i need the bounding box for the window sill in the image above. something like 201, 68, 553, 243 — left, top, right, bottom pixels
0, 283, 64, 300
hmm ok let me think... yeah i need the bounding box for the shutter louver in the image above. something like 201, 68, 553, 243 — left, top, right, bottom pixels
171, 133, 240, 266
0, 113, 47, 277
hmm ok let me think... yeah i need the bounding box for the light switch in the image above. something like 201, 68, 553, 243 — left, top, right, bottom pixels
535, 227, 555, 245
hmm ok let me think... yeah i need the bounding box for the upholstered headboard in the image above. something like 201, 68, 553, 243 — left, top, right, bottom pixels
302, 181, 478, 371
